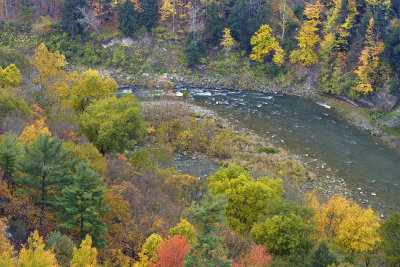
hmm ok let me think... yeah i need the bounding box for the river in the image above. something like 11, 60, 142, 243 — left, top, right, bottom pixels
121, 88, 400, 215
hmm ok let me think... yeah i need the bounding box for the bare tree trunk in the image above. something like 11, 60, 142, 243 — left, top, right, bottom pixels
172, 0, 175, 33
40, 175, 46, 226
279, 0, 287, 39
4, 0, 7, 19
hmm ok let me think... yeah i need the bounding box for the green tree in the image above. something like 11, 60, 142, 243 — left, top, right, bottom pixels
384, 27, 400, 75
16, 134, 73, 226
61, 0, 86, 35
184, 193, 231, 267
207, 164, 283, 234
184, 33, 205, 66
79, 95, 145, 154
379, 212, 400, 266
228, 0, 250, 50
54, 162, 108, 248
46, 231, 75, 267
61, 69, 117, 113
205, 1, 223, 47
118, 0, 139, 36
140, 0, 158, 30
248, 4, 271, 36
310, 240, 338, 267
0, 133, 20, 191
0, 94, 30, 119
251, 199, 316, 256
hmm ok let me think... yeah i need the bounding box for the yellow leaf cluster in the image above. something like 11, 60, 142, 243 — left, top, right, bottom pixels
290, 1, 323, 66
169, 219, 197, 244
290, 20, 321, 66
353, 18, 385, 95
19, 118, 51, 144
18, 230, 59, 267
138, 233, 163, 264
308, 194, 381, 253
335, 0, 359, 50
0, 219, 15, 267
70, 235, 98, 267
33, 43, 66, 87
0, 64, 22, 88
304, 1, 324, 20
220, 28, 236, 52
60, 69, 117, 112
250, 24, 285, 67
160, 0, 176, 20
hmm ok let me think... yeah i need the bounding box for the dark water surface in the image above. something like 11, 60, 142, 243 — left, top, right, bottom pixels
121, 88, 400, 214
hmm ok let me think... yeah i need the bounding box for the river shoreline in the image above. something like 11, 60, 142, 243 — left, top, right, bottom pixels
124, 90, 399, 217
108, 69, 400, 152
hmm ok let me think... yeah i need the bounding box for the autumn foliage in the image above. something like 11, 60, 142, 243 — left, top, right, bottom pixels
151, 235, 191, 267
232, 245, 272, 267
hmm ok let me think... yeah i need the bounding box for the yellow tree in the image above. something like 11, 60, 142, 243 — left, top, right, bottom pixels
336, 0, 359, 50
33, 43, 66, 88
160, 0, 175, 20
323, 0, 342, 34
250, 24, 285, 67
70, 235, 98, 267
307, 193, 381, 254
290, 20, 321, 66
353, 18, 385, 95
19, 105, 51, 144
17, 230, 59, 267
0, 64, 22, 88
303, 0, 324, 21
0, 219, 15, 267
290, 1, 323, 66
60, 69, 118, 112
220, 28, 236, 53
138, 233, 163, 264
168, 218, 197, 244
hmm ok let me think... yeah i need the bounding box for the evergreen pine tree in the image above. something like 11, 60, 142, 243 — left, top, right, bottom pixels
118, 0, 140, 36
228, 0, 250, 50
46, 231, 75, 267
55, 162, 109, 248
205, 1, 223, 47
0, 133, 19, 191
184, 193, 231, 267
140, 0, 158, 30
184, 32, 205, 66
311, 240, 338, 267
248, 4, 270, 37
61, 0, 86, 35
16, 134, 73, 226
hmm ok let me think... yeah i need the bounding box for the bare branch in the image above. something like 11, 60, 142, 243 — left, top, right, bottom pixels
77, 7, 102, 38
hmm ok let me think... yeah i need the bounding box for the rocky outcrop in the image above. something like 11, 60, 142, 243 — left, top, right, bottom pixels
355, 88, 400, 111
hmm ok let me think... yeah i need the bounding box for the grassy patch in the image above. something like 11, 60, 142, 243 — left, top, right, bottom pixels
257, 147, 277, 154
384, 126, 400, 135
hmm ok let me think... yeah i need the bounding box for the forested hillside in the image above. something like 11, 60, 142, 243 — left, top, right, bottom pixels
1, 0, 400, 266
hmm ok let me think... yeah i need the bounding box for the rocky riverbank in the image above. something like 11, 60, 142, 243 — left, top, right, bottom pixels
98, 67, 400, 151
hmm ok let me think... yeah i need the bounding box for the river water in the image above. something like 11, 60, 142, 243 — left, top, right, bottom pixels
122, 88, 400, 215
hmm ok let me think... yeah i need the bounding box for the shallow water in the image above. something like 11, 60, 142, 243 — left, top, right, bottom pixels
121, 88, 400, 215
185, 89, 400, 214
